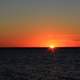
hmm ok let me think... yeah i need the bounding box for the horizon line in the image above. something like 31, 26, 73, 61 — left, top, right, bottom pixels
0, 47, 80, 48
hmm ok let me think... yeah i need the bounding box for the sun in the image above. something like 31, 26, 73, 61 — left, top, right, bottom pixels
48, 45, 56, 53
49, 45, 55, 48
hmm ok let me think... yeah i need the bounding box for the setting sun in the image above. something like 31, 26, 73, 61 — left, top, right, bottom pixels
48, 45, 56, 53
49, 45, 55, 48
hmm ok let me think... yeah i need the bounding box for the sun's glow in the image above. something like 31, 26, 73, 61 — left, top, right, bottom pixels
49, 45, 55, 48
48, 45, 56, 53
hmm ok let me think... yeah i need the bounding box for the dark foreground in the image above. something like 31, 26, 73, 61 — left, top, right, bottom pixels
0, 47, 80, 80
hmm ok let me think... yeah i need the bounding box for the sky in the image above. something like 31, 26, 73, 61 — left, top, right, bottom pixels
0, 0, 80, 47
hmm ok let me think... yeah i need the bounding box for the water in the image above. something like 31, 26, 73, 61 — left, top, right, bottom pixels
0, 47, 80, 80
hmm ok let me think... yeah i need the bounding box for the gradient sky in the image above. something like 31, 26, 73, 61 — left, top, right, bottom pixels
0, 0, 80, 47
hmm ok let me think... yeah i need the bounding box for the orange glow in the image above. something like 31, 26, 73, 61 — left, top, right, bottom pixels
48, 45, 56, 53
0, 33, 80, 47
49, 45, 55, 48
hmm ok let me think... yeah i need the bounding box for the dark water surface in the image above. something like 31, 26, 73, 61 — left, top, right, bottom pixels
0, 47, 80, 80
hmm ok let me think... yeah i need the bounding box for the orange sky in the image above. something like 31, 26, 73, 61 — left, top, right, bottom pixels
0, 0, 80, 47
0, 33, 80, 47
